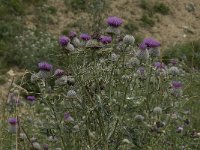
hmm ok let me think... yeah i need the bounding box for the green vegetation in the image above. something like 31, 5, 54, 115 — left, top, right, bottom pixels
139, 1, 170, 27
0, 0, 47, 70
153, 3, 170, 15
124, 20, 139, 33
0, 0, 200, 149
140, 14, 155, 27
163, 40, 200, 69
64, 0, 87, 12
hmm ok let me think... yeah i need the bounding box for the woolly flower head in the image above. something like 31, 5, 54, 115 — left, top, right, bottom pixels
107, 16, 123, 27
67, 90, 77, 98
136, 48, 149, 60
80, 33, 91, 41
54, 69, 65, 78
123, 35, 135, 45
27, 96, 36, 102
100, 35, 112, 44
153, 107, 162, 114
8, 118, 17, 125
172, 81, 183, 89
68, 31, 77, 39
134, 115, 144, 122
168, 66, 179, 76
38, 62, 52, 71
59, 36, 70, 46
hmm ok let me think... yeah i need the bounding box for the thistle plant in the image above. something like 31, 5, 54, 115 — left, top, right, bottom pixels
1, 16, 200, 150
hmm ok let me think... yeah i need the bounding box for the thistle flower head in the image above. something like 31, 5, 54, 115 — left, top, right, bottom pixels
8, 118, 17, 125
138, 67, 145, 74
126, 57, 140, 68
170, 59, 178, 66
67, 90, 77, 98
134, 115, 144, 122
136, 48, 149, 60
123, 35, 135, 45
27, 96, 36, 102
172, 81, 183, 89
68, 31, 77, 39
54, 69, 65, 78
38, 62, 52, 71
107, 16, 123, 27
149, 48, 161, 57
154, 62, 166, 69
80, 33, 91, 41
59, 36, 70, 46
153, 107, 162, 114
139, 42, 147, 50
100, 35, 112, 44
64, 112, 74, 122
168, 66, 179, 76
143, 38, 160, 48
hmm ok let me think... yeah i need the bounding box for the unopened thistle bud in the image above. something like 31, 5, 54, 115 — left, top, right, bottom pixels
153, 107, 162, 115
134, 115, 144, 122
168, 66, 180, 76
123, 35, 135, 45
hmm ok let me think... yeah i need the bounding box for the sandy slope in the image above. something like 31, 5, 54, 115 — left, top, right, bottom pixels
37, 0, 200, 49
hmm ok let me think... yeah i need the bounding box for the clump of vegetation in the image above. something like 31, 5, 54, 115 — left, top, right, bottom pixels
139, 0, 151, 10
64, 0, 87, 12
139, 1, 170, 27
140, 14, 155, 27
0, 0, 47, 70
5, 30, 59, 70
153, 3, 170, 15
124, 20, 139, 33
163, 40, 200, 69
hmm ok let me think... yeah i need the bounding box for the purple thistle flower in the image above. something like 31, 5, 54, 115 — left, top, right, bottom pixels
138, 67, 145, 74
8, 118, 17, 125
172, 81, 183, 89
68, 31, 77, 39
64, 112, 74, 122
107, 16, 123, 27
139, 42, 147, 50
80, 33, 91, 41
27, 96, 36, 102
154, 62, 166, 69
100, 35, 112, 44
59, 36, 70, 46
38, 62, 52, 71
142, 38, 161, 48
170, 59, 178, 66
54, 69, 65, 78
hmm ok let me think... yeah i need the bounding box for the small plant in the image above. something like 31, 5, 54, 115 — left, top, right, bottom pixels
124, 20, 139, 33
139, 0, 150, 10
140, 14, 155, 27
64, 0, 87, 12
153, 3, 170, 15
